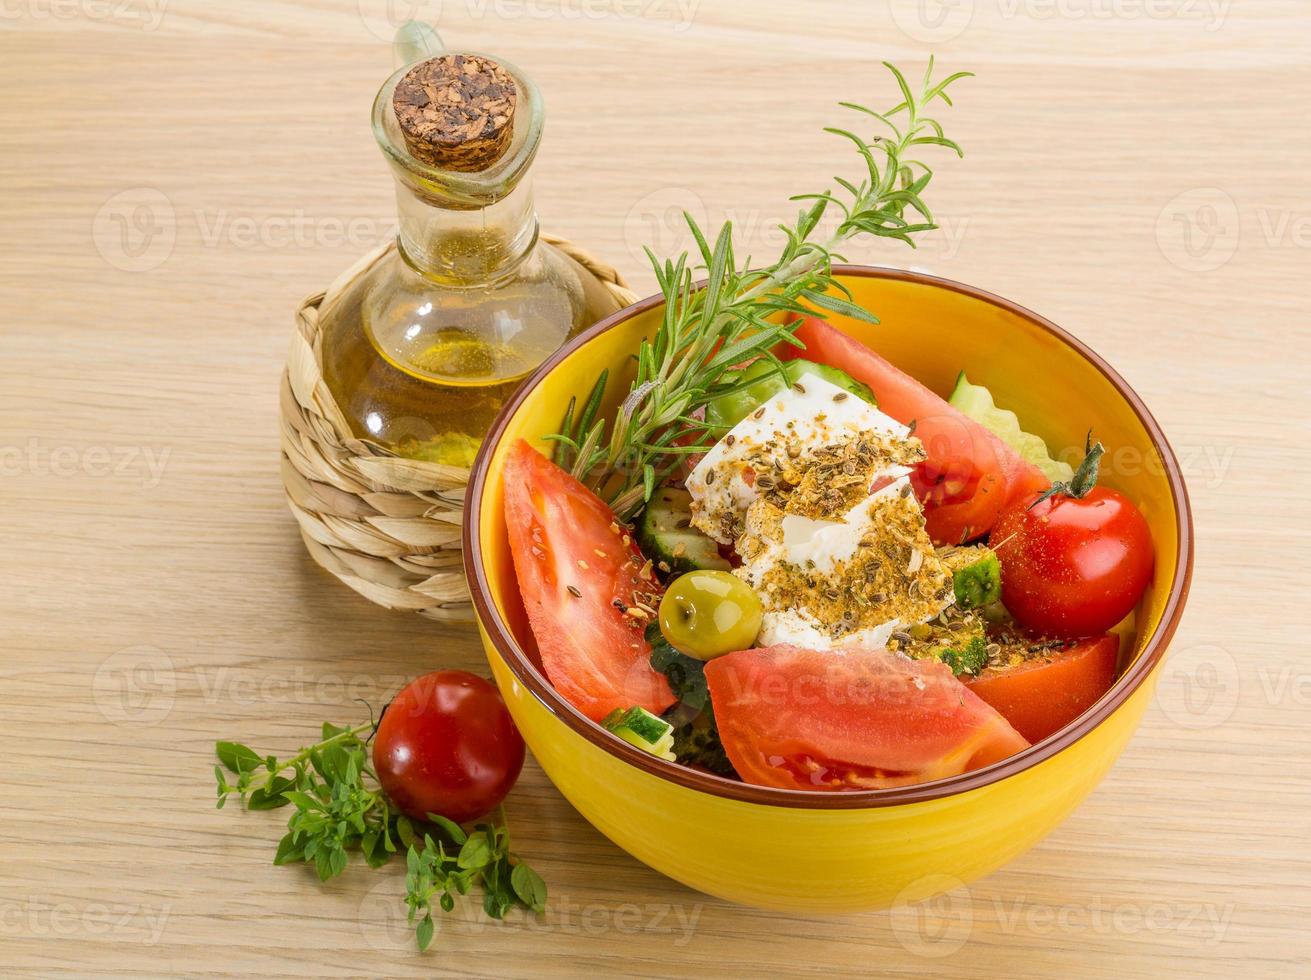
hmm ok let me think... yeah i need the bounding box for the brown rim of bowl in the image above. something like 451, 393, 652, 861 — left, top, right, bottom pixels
464, 265, 1194, 810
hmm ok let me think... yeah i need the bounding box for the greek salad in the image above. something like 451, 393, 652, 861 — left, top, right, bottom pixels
502, 314, 1155, 792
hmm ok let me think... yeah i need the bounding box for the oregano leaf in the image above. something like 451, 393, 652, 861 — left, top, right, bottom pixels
511, 863, 547, 913
416, 913, 434, 952
457, 832, 492, 870
215, 741, 263, 774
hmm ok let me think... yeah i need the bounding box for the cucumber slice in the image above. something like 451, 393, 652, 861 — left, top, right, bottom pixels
948, 372, 1074, 483
636, 487, 731, 575
938, 544, 1003, 610
705, 358, 875, 432
602, 706, 676, 761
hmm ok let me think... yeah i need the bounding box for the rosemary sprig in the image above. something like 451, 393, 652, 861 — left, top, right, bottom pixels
548, 58, 971, 519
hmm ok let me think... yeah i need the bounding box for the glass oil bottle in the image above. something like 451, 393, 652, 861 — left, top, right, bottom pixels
318, 35, 622, 467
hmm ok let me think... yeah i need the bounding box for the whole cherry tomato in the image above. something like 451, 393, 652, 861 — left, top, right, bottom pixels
373, 670, 525, 824
993, 440, 1153, 639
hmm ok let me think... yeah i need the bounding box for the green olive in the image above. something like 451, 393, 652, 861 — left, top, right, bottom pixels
658, 570, 763, 661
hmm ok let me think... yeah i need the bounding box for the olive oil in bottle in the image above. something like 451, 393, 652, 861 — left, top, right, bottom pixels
318, 44, 620, 468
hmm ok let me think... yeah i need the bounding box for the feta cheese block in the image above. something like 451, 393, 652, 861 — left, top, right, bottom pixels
736, 476, 954, 649
686, 374, 924, 545
686, 372, 953, 651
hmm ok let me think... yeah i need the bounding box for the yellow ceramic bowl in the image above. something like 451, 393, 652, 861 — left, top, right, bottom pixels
464, 268, 1193, 913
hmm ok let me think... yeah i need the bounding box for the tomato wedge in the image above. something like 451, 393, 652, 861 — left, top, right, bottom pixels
777, 316, 1049, 544
502, 440, 675, 722
965, 635, 1119, 743
704, 644, 1029, 791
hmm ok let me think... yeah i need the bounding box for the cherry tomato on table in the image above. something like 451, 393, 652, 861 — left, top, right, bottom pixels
373, 670, 525, 824
993, 441, 1153, 639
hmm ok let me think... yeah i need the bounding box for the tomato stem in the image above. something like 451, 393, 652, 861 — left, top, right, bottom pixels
1029, 432, 1104, 509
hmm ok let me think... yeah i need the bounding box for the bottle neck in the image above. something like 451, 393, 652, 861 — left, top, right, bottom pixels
394, 177, 540, 286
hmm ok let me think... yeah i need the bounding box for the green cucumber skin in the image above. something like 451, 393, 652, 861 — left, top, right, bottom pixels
605, 706, 671, 744
602, 707, 676, 760
615, 728, 674, 758
636, 488, 730, 574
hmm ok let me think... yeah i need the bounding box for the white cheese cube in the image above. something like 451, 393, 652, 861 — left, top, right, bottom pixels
686, 374, 914, 545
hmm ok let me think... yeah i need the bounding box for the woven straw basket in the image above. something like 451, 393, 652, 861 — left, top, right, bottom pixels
281, 234, 638, 622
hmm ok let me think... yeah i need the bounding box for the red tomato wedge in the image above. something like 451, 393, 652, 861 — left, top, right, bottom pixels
777, 316, 1049, 544
965, 635, 1119, 743
502, 440, 675, 722
704, 644, 1029, 791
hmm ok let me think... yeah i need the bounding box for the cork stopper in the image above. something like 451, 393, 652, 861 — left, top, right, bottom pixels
392, 54, 518, 173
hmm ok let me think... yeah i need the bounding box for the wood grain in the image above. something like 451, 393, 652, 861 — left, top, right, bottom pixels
1, 2, 1308, 976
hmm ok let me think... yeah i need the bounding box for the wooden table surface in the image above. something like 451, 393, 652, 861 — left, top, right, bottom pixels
3, 2, 1307, 976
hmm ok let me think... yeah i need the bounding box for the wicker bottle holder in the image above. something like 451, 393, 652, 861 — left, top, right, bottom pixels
280, 235, 637, 622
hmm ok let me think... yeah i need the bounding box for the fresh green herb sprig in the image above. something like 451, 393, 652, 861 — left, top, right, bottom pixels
405, 810, 547, 951
215, 723, 392, 877
550, 58, 971, 519
214, 723, 545, 952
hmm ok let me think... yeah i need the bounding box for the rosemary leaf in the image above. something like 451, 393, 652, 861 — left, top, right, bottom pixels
553, 60, 972, 520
